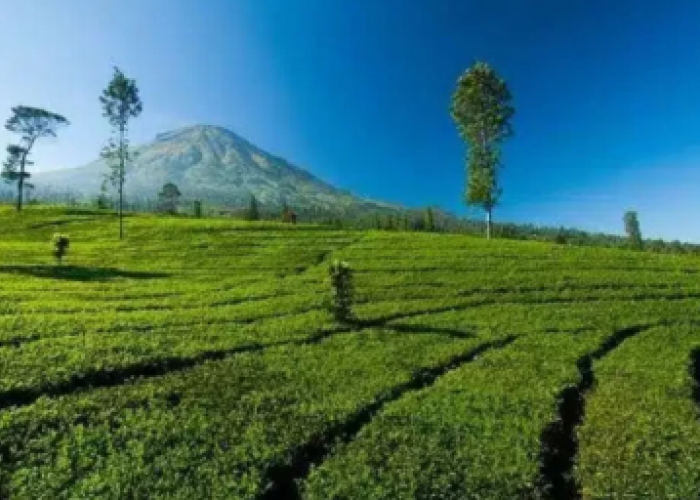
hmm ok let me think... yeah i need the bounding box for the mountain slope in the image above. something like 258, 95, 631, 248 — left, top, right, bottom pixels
34, 125, 394, 211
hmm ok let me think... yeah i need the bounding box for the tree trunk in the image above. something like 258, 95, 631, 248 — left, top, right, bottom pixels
485, 207, 492, 240
118, 125, 125, 240
119, 179, 124, 240
16, 170, 23, 212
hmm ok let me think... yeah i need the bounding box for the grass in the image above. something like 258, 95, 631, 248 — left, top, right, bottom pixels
1, 206, 700, 498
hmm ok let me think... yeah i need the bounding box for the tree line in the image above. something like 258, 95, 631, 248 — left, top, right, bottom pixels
0, 61, 678, 251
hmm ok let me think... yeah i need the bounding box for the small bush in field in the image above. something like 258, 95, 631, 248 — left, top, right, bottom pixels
51, 233, 70, 264
328, 260, 354, 322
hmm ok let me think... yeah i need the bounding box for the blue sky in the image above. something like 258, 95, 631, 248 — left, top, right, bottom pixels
1, 1, 700, 241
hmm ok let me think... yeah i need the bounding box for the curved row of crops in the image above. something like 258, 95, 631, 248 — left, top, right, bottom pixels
1, 207, 699, 498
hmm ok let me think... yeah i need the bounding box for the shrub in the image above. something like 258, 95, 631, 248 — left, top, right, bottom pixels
328, 260, 354, 322
193, 200, 202, 218
51, 233, 70, 264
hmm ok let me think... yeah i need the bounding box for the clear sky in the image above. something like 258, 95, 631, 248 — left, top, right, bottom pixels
1, 0, 700, 241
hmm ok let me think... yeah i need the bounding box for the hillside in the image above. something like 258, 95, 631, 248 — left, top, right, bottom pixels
1, 207, 700, 498
33, 125, 395, 212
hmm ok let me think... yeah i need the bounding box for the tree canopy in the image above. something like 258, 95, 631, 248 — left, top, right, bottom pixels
451, 61, 514, 239
3, 106, 69, 211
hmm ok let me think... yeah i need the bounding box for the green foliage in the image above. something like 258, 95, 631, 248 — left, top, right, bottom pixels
247, 194, 260, 221
328, 259, 354, 322
554, 226, 568, 244
4, 106, 69, 211
282, 206, 297, 224
193, 200, 203, 218
5, 106, 69, 139
51, 233, 70, 264
100, 67, 143, 239
0, 209, 699, 497
1, 144, 27, 183
303, 333, 604, 499
624, 210, 643, 250
424, 207, 435, 232
451, 61, 514, 238
94, 180, 110, 209
577, 325, 700, 497
158, 182, 181, 214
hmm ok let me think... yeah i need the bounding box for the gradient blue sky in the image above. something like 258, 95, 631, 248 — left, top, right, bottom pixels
1, 1, 700, 241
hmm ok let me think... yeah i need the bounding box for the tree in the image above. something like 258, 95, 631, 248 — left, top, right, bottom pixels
96, 180, 110, 209
158, 182, 181, 214
451, 61, 515, 239
100, 67, 143, 239
328, 260, 354, 322
3, 106, 69, 211
247, 194, 260, 221
51, 233, 70, 265
554, 226, 568, 245
624, 210, 643, 250
425, 208, 435, 232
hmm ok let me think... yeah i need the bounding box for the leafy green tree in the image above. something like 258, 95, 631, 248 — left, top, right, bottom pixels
624, 210, 643, 250
3, 106, 69, 211
425, 208, 435, 232
100, 67, 143, 239
451, 61, 515, 239
554, 226, 568, 245
247, 194, 260, 221
193, 200, 203, 218
158, 182, 181, 214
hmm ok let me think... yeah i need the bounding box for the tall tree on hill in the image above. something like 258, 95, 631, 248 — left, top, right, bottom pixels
247, 194, 260, 221
451, 61, 515, 239
100, 67, 143, 239
2, 106, 69, 211
624, 210, 643, 250
158, 182, 181, 214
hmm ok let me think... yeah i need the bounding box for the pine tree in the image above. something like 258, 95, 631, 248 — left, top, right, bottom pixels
100, 67, 143, 239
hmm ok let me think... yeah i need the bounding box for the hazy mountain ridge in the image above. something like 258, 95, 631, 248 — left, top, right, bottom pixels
34, 125, 396, 211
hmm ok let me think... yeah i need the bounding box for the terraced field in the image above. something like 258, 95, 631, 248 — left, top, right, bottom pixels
1, 207, 700, 498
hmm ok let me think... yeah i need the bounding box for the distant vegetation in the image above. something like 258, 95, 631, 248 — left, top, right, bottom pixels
157, 182, 181, 214
624, 210, 643, 250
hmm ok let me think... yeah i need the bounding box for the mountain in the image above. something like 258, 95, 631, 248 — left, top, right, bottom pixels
33, 125, 395, 212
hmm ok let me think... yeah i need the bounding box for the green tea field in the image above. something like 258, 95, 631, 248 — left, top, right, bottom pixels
2, 207, 700, 499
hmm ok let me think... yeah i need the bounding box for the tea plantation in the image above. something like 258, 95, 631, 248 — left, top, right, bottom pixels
2, 207, 700, 499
